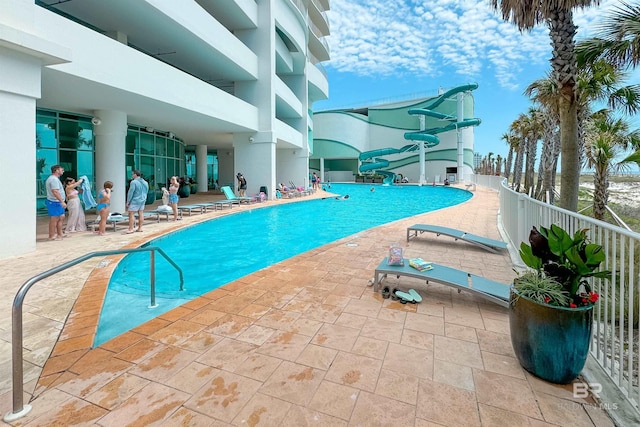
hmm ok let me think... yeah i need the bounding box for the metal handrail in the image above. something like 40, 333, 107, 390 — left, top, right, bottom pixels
4, 246, 184, 422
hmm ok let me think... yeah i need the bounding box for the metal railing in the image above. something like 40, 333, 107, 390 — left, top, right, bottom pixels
4, 247, 184, 422
494, 177, 640, 420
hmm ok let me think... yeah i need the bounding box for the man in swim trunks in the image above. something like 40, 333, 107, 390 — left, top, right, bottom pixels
45, 164, 67, 240
125, 170, 149, 233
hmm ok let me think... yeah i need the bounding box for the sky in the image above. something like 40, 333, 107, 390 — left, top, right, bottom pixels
314, 0, 638, 161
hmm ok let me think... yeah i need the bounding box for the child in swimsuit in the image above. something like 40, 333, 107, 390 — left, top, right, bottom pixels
96, 181, 113, 235
169, 176, 180, 221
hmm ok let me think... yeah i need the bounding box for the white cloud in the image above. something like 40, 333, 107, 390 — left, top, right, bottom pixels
325, 0, 621, 90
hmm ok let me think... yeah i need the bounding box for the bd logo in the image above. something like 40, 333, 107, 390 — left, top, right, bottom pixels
573, 382, 602, 399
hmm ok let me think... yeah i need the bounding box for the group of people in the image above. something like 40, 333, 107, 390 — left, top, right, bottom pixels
45, 169, 259, 239
45, 165, 161, 239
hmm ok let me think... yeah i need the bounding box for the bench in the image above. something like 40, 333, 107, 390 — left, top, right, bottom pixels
374, 257, 510, 308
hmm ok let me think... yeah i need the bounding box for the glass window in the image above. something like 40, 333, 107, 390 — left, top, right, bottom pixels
155, 136, 167, 157
140, 155, 154, 189
58, 120, 81, 149
36, 116, 57, 149
167, 159, 176, 181
126, 131, 138, 154
77, 125, 94, 151
155, 157, 167, 191
36, 149, 57, 197
140, 132, 154, 155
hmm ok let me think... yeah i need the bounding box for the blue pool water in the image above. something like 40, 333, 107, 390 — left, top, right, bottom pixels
94, 183, 472, 345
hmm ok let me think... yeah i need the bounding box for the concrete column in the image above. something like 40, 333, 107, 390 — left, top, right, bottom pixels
235, 135, 275, 198
93, 110, 127, 214
195, 144, 208, 192
0, 4, 70, 258
320, 157, 325, 184
457, 92, 464, 183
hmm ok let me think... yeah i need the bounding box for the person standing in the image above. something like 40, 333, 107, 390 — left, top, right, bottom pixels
45, 165, 67, 241
125, 170, 149, 234
95, 181, 113, 236
237, 173, 247, 197
169, 176, 181, 221
64, 177, 86, 233
312, 172, 318, 190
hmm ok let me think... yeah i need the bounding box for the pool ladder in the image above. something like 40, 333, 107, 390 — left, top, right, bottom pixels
4, 246, 184, 422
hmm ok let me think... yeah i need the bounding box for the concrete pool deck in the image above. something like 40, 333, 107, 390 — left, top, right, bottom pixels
0, 186, 614, 426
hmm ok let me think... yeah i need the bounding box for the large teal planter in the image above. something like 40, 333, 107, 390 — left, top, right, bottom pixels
509, 288, 593, 384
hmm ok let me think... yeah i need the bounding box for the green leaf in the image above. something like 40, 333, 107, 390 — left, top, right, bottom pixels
546, 224, 575, 257
519, 243, 542, 270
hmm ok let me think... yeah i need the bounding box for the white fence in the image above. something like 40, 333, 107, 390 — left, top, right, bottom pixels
474, 175, 640, 413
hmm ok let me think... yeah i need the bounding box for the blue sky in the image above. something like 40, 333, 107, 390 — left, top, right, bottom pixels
314, 0, 637, 161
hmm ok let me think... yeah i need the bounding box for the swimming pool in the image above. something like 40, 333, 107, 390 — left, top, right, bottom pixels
94, 183, 472, 345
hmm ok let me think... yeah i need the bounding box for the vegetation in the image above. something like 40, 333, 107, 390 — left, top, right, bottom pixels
490, 0, 600, 211
518, 224, 610, 307
481, 2, 640, 222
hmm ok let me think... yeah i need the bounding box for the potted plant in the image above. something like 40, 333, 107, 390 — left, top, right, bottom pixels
511, 224, 611, 384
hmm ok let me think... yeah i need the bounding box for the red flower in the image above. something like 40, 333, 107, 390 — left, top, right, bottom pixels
570, 302, 577, 308
544, 296, 551, 303
589, 292, 599, 303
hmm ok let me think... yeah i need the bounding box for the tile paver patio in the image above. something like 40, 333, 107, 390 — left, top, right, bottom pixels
0, 186, 614, 426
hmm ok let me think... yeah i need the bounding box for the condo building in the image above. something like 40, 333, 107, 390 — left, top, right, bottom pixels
1, 0, 330, 259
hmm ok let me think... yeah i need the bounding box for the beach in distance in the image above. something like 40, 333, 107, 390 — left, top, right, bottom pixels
579, 174, 640, 210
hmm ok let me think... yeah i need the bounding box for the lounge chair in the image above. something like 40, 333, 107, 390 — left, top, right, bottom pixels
177, 204, 206, 215
373, 257, 510, 308
406, 224, 507, 254
221, 186, 256, 204
135, 211, 162, 223
213, 199, 234, 209
98, 214, 129, 231
288, 181, 309, 197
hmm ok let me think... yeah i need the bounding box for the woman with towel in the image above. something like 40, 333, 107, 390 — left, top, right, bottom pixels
64, 177, 87, 232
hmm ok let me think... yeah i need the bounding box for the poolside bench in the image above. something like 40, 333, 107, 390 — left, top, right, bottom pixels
406, 224, 507, 254
178, 204, 206, 216
374, 257, 510, 308
213, 200, 235, 210
146, 209, 180, 221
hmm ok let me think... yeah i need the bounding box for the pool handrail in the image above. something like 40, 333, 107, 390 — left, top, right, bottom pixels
4, 246, 184, 422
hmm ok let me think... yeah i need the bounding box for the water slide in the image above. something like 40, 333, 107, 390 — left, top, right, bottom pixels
358, 145, 422, 184
358, 83, 480, 184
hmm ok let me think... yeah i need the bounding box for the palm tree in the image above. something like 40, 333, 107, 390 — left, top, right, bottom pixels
577, 1, 640, 69
501, 132, 515, 181
524, 57, 640, 202
495, 154, 503, 176
583, 109, 640, 220
510, 115, 527, 191
525, 76, 561, 202
491, 0, 602, 211
523, 107, 543, 194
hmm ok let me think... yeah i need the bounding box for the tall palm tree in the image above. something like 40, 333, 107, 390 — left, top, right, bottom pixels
583, 109, 640, 220
495, 154, 503, 176
524, 58, 640, 202
577, 1, 640, 69
523, 107, 544, 194
510, 115, 527, 191
501, 132, 515, 181
491, 0, 601, 211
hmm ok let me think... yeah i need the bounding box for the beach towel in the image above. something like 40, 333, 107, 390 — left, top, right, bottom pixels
79, 175, 97, 210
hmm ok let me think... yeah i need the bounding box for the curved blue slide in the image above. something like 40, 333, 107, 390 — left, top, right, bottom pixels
358, 83, 480, 183
358, 145, 422, 184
